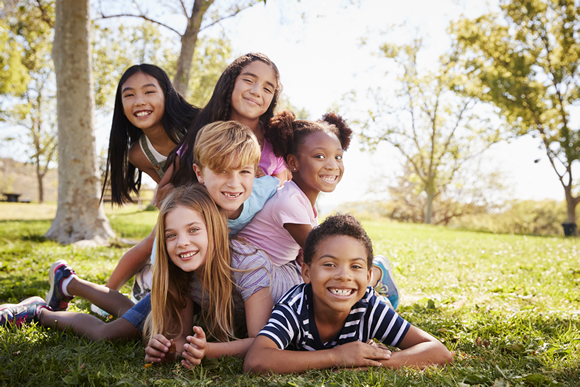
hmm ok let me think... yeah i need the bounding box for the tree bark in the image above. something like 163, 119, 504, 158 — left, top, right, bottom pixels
46, 0, 115, 245
424, 191, 434, 224
564, 185, 578, 235
172, 0, 214, 96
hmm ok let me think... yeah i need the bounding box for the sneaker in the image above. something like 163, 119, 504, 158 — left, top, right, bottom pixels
131, 263, 152, 303
0, 297, 49, 327
373, 255, 399, 309
46, 260, 76, 311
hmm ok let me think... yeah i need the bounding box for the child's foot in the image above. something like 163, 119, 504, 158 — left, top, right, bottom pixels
0, 296, 50, 327
373, 255, 399, 309
46, 260, 76, 311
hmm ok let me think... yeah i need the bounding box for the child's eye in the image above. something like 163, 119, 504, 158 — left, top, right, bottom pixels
314, 154, 325, 159
336, 155, 343, 160
189, 227, 199, 234
352, 264, 363, 270
243, 78, 253, 84
323, 262, 335, 267
264, 87, 273, 94
123, 93, 134, 98
165, 233, 176, 239
145, 90, 156, 94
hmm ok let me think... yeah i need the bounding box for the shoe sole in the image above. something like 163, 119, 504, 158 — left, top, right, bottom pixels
46, 260, 69, 310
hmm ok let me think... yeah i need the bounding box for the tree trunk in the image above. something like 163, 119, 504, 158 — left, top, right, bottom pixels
172, 0, 214, 96
424, 191, 434, 224
46, 0, 115, 245
563, 185, 578, 236
36, 165, 44, 204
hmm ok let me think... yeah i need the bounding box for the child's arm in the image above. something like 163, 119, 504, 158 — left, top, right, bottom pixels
180, 287, 274, 369
283, 223, 312, 248
106, 229, 155, 291
378, 325, 453, 369
155, 156, 181, 205
244, 336, 392, 374
128, 142, 162, 184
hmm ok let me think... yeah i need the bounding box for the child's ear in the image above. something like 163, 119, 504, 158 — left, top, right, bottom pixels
286, 154, 298, 173
367, 268, 372, 286
301, 263, 311, 284
193, 164, 204, 184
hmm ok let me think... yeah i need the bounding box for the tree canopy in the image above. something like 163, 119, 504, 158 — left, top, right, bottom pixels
451, 0, 580, 229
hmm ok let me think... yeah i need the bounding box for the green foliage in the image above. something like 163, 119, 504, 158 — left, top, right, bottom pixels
453, 199, 568, 236
450, 0, 580, 222
1, 205, 579, 385
0, 0, 57, 203
347, 35, 502, 224
91, 22, 231, 110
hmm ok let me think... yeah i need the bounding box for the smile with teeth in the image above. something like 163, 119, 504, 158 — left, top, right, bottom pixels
179, 251, 198, 259
223, 192, 243, 199
329, 288, 355, 296
320, 175, 338, 183
135, 111, 152, 117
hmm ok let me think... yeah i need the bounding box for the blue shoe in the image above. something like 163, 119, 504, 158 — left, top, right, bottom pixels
0, 297, 49, 327
373, 255, 399, 309
46, 260, 76, 311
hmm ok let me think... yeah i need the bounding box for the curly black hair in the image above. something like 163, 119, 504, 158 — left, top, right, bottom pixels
303, 214, 374, 267
265, 110, 352, 163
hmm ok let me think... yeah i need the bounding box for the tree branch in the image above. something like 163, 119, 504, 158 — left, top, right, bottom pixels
97, 13, 182, 36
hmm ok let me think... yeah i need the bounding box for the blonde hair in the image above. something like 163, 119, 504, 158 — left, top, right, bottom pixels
193, 121, 261, 173
144, 184, 236, 342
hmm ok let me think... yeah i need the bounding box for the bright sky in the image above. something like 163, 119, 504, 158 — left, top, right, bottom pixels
212, 0, 572, 210
5, 0, 576, 210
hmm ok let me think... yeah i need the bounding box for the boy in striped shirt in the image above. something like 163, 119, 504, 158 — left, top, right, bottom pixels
244, 214, 453, 374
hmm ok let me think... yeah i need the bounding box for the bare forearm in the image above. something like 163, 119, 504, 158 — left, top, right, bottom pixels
106, 230, 155, 290
206, 338, 254, 359
380, 342, 452, 369
244, 346, 342, 374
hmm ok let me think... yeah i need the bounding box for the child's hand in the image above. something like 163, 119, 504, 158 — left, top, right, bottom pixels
332, 341, 391, 369
145, 334, 176, 364
181, 326, 208, 369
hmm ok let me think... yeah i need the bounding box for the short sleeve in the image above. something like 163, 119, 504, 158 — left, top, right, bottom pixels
270, 156, 287, 175
367, 295, 410, 347
230, 240, 273, 301
271, 188, 313, 227
257, 303, 300, 349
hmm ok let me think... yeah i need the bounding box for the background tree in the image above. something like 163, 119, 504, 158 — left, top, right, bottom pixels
0, 1, 57, 203
96, 0, 260, 96
348, 37, 502, 224
378, 158, 508, 225
46, 0, 115, 245
451, 0, 580, 234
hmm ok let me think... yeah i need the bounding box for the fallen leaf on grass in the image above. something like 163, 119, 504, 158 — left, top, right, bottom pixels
144, 363, 153, 368
12, 351, 21, 356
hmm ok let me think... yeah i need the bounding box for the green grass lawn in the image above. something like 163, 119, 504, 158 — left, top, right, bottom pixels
1, 203, 579, 386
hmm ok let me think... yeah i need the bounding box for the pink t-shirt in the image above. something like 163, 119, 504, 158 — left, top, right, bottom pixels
259, 137, 287, 176
237, 180, 317, 266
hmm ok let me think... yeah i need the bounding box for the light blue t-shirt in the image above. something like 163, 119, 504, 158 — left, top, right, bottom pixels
150, 175, 280, 264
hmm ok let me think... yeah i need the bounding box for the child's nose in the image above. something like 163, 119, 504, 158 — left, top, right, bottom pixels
227, 174, 240, 187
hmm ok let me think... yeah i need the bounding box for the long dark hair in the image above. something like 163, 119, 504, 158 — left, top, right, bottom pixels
102, 64, 200, 205
168, 53, 282, 187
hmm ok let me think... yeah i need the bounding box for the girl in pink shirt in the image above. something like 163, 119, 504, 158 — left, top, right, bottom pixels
237, 110, 352, 266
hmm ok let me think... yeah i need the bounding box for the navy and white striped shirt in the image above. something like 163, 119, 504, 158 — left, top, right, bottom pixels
258, 283, 410, 351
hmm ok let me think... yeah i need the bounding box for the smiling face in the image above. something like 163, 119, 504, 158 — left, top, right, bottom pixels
164, 206, 208, 275
194, 163, 255, 220
302, 235, 372, 318
287, 130, 344, 206
229, 60, 277, 129
121, 71, 165, 133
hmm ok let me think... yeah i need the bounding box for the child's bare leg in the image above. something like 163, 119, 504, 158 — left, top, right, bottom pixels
106, 229, 156, 291
67, 277, 135, 318
39, 309, 140, 341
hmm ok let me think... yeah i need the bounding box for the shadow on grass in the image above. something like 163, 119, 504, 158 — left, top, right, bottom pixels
0, 275, 49, 304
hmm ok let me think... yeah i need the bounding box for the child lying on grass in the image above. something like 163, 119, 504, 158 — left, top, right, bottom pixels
244, 214, 453, 374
